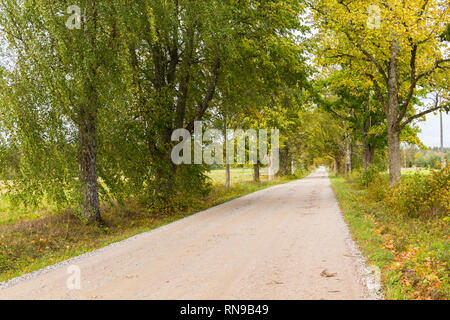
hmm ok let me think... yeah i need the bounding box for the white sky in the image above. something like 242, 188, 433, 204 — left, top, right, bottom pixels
416, 112, 450, 148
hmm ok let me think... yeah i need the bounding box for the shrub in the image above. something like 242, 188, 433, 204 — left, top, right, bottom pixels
386, 165, 450, 218
359, 165, 382, 187
387, 173, 429, 218
367, 174, 390, 202
294, 168, 308, 179
346, 169, 360, 182
425, 165, 450, 216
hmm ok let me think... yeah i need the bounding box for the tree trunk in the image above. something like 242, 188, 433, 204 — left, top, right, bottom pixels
335, 158, 342, 175
280, 146, 290, 176
253, 162, 260, 182
225, 164, 231, 188
153, 128, 177, 200
223, 116, 231, 188
387, 125, 401, 185
77, 1, 101, 223
363, 139, 375, 171
441, 111, 446, 167
387, 39, 402, 186
344, 135, 352, 178
78, 108, 101, 223
268, 154, 275, 181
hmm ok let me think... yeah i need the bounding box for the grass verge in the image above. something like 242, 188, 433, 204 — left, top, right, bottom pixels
330, 175, 449, 300
0, 174, 298, 283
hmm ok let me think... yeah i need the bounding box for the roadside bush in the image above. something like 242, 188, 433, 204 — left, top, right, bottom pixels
366, 174, 390, 202
426, 165, 450, 216
387, 173, 429, 218
294, 168, 309, 179
387, 165, 450, 218
359, 165, 382, 187
346, 169, 360, 182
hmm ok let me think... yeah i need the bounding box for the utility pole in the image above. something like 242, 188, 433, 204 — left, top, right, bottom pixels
440, 109, 446, 166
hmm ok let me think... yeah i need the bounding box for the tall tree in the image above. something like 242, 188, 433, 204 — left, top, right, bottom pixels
111, 0, 307, 200
310, 0, 450, 184
0, 0, 119, 221
315, 72, 387, 171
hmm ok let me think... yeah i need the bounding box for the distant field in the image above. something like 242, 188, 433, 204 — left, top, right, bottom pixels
0, 181, 58, 225
0, 169, 266, 224
0, 193, 46, 225
401, 168, 432, 175
208, 168, 267, 186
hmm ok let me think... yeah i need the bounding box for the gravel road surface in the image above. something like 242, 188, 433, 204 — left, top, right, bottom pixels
0, 168, 378, 300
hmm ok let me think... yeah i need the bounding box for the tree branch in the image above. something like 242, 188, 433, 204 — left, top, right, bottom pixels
364, 72, 387, 114
398, 43, 418, 123
400, 93, 442, 129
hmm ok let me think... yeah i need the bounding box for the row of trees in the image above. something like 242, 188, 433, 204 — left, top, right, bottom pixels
0, 0, 310, 222
0, 0, 448, 223
402, 146, 449, 169
310, 0, 449, 182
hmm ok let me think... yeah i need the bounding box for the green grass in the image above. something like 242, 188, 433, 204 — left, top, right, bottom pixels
330, 175, 449, 300
0, 203, 51, 225
0, 172, 298, 283
208, 168, 259, 185
0, 185, 59, 225
330, 176, 394, 267
401, 168, 432, 175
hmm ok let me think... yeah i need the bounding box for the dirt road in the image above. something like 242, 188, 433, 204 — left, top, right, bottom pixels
0, 169, 377, 300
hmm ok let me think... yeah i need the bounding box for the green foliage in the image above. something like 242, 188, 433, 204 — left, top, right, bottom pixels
426, 166, 450, 216
293, 168, 310, 179
331, 176, 449, 300
363, 166, 450, 219
0, 0, 310, 216
386, 166, 450, 218
0, 0, 121, 219
366, 174, 390, 203
388, 174, 429, 218
440, 23, 450, 42
410, 147, 450, 169
358, 165, 382, 187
